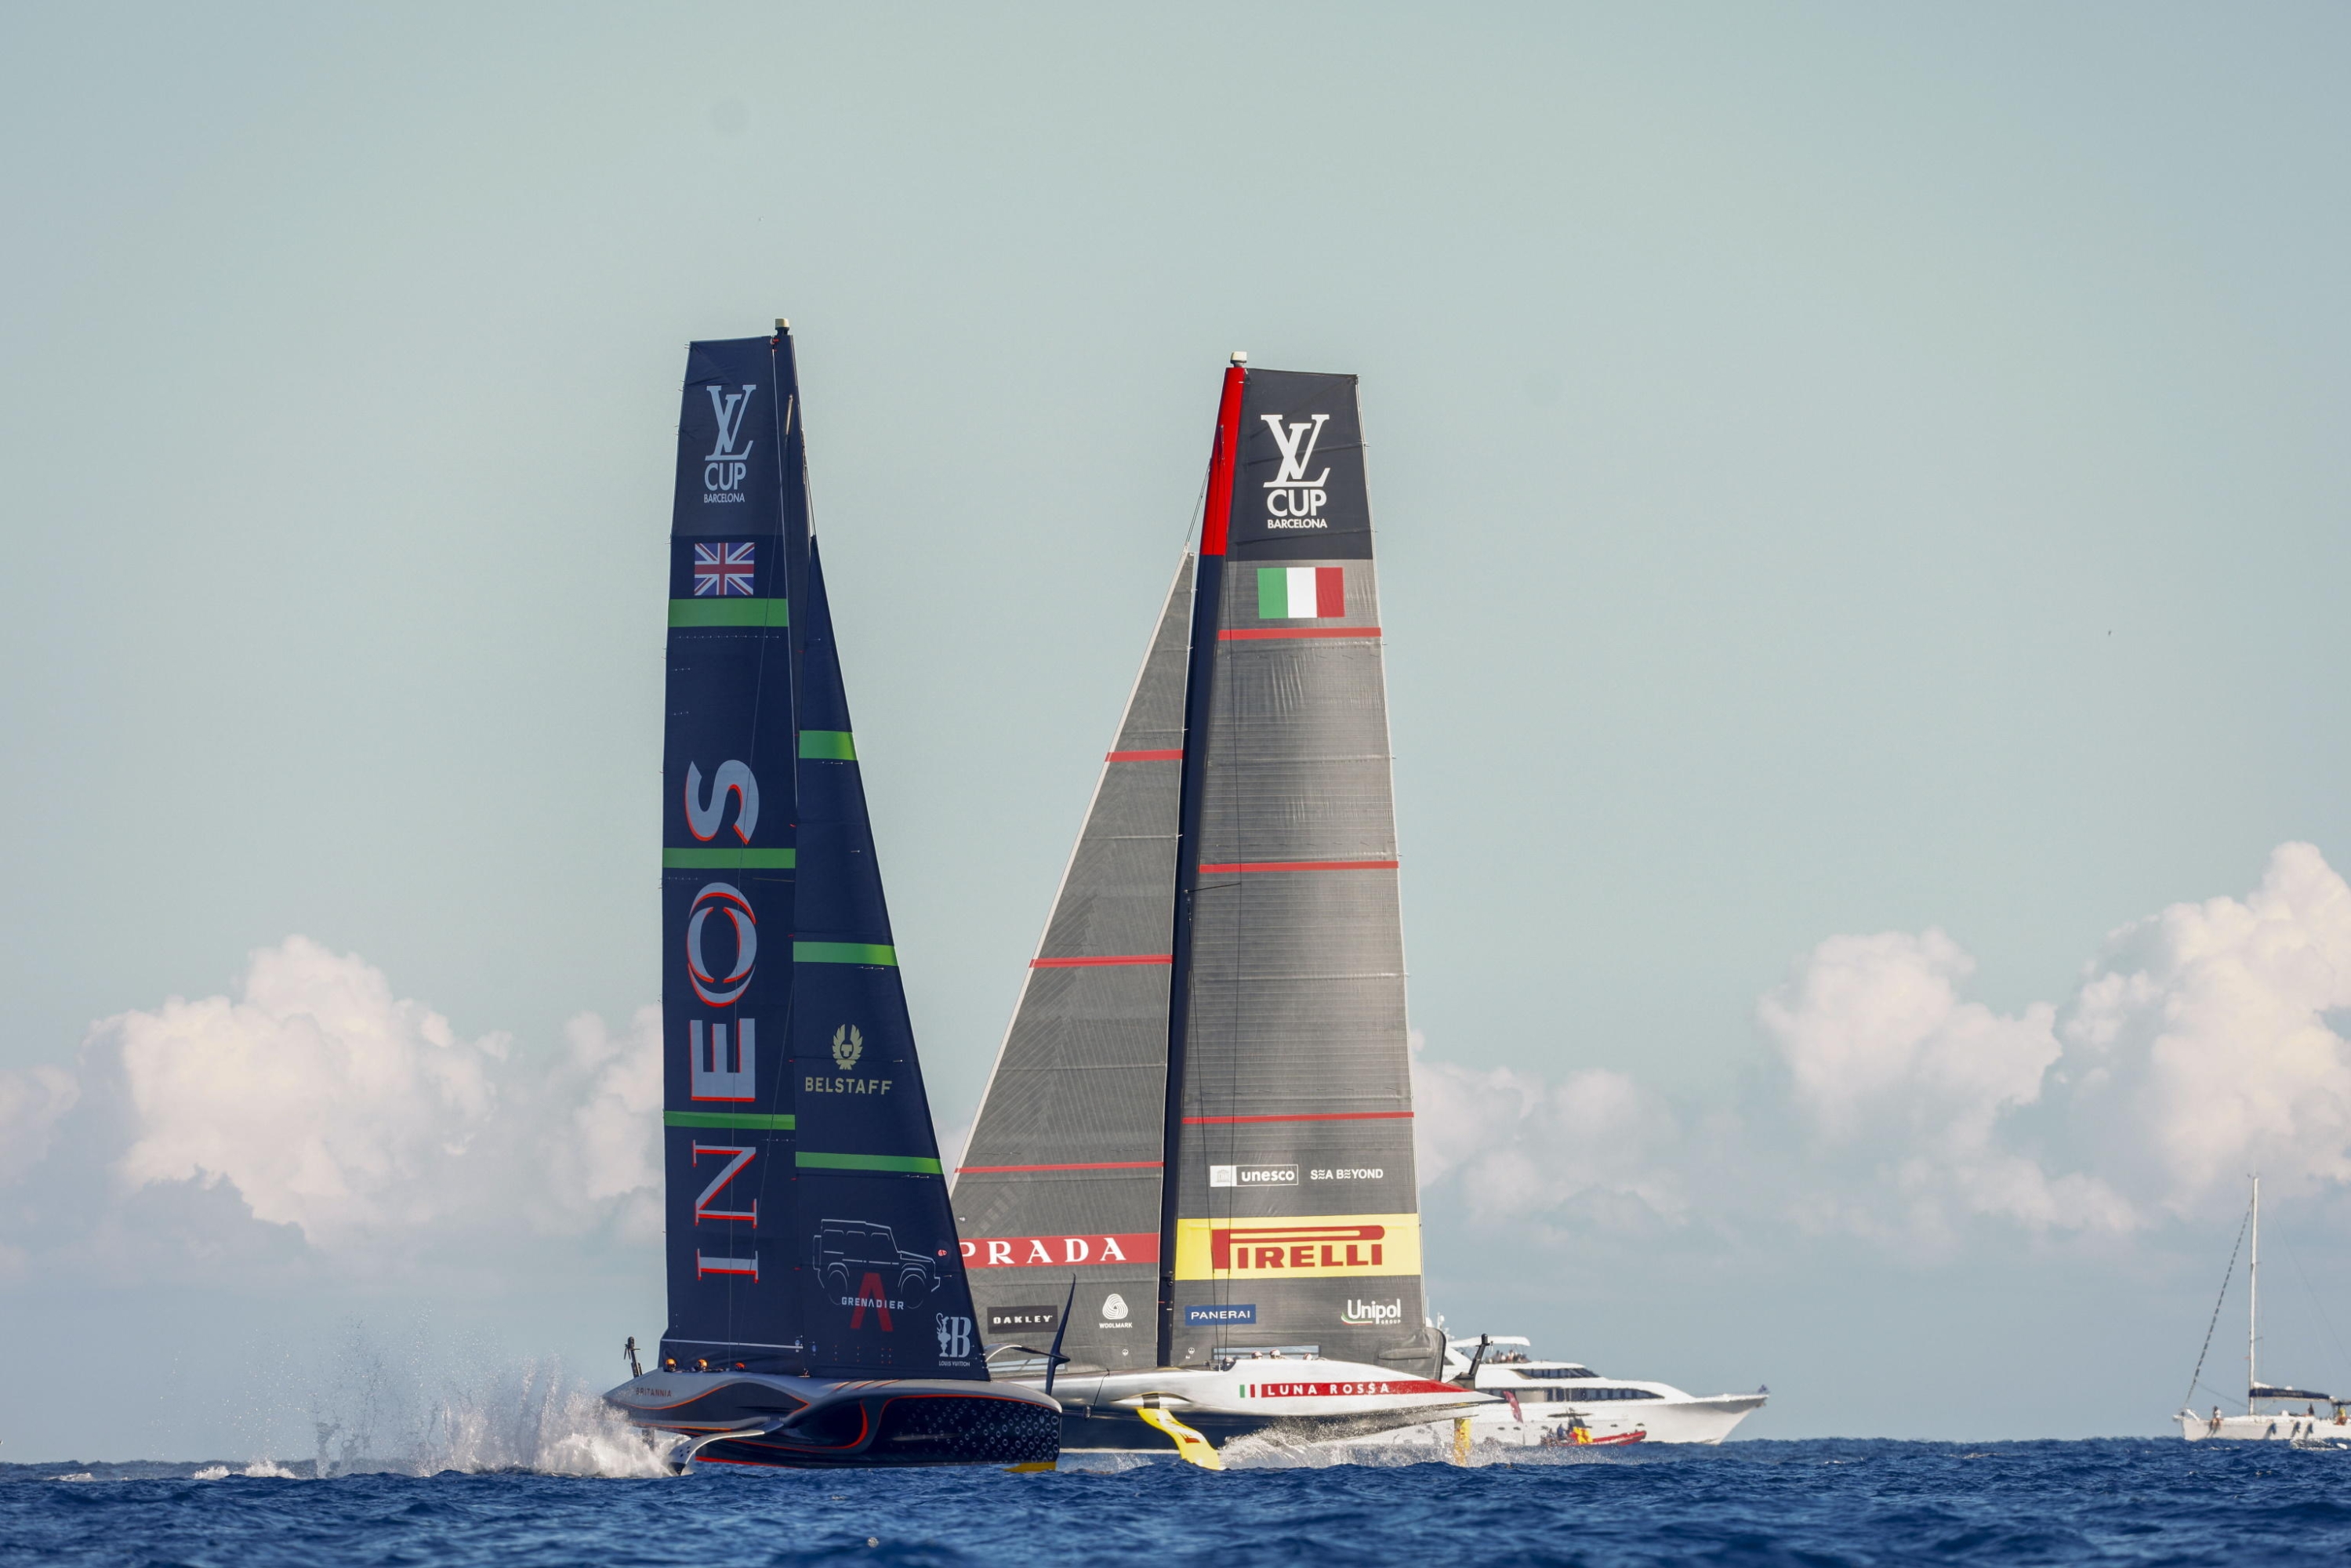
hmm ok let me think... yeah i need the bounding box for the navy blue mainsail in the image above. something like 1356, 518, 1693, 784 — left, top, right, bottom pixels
789, 539, 983, 1378
621, 328, 1054, 1468
660, 335, 805, 1372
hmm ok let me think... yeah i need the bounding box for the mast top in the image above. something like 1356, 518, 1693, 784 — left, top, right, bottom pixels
1229, 350, 1248, 365
775, 318, 790, 332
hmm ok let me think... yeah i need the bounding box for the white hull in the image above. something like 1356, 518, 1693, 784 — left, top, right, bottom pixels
1349, 1390, 1764, 1450
1028, 1357, 1494, 1452
2178, 1410, 2351, 1444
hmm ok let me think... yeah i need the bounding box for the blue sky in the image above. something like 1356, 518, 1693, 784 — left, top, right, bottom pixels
4, 3, 2350, 1459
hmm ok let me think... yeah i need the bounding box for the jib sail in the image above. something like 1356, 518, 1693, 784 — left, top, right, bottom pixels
659, 328, 980, 1379
789, 539, 983, 1379
954, 557, 1195, 1374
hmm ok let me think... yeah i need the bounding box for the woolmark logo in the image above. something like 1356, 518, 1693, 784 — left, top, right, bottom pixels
702, 383, 756, 501
1261, 412, 1330, 526
1343, 1298, 1403, 1326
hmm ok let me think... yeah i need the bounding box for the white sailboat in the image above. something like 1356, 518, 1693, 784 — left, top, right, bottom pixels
2175, 1175, 2349, 1444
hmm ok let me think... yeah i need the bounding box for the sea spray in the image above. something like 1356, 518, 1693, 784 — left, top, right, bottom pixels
295, 1321, 672, 1478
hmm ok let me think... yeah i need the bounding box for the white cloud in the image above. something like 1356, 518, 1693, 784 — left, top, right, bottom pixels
1413, 1033, 1688, 1231
1420, 844, 2351, 1250
0, 1064, 78, 1187
2062, 840, 2351, 1220
22, 937, 667, 1265
109, 938, 502, 1246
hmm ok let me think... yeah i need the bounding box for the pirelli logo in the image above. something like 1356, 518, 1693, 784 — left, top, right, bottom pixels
1174, 1214, 1420, 1280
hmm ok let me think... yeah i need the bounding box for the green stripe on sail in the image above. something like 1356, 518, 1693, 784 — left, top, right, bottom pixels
796, 1151, 942, 1174
665, 1111, 795, 1130
663, 847, 796, 869
669, 598, 789, 628
1257, 567, 1286, 620
799, 730, 857, 760
794, 942, 898, 966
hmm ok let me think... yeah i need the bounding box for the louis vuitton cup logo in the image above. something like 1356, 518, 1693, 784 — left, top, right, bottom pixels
702, 383, 756, 500
1261, 412, 1330, 525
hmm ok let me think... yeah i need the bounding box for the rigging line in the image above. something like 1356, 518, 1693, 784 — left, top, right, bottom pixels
2276, 1228, 2351, 1392
2182, 1197, 2254, 1412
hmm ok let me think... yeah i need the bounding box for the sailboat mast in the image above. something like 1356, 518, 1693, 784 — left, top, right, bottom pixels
2249, 1173, 2260, 1403
1156, 354, 1247, 1368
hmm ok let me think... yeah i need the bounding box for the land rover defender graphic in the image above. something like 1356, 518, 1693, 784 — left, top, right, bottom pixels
811, 1218, 939, 1305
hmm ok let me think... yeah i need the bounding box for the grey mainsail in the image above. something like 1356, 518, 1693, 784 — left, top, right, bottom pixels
957, 362, 1439, 1386
953, 557, 1194, 1375
1162, 368, 1436, 1375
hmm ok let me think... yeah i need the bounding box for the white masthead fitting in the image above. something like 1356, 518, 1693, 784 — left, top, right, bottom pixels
1231, 350, 1248, 365
775, 318, 790, 332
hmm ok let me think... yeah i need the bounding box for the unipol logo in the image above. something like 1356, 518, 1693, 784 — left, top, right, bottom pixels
702, 383, 756, 502
1342, 1298, 1403, 1326
1261, 412, 1330, 526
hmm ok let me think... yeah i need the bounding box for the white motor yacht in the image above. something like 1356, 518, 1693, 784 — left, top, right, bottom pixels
1346, 1337, 1768, 1451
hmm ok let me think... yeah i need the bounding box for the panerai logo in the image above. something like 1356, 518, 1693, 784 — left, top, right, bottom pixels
703, 383, 755, 502
1261, 412, 1330, 528
1343, 1298, 1403, 1326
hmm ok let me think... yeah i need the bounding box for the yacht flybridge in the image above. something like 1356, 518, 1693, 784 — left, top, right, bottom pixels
1349, 1338, 1768, 1450
950, 358, 1493, 1465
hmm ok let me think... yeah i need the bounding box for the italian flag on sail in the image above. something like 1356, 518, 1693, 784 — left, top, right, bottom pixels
1257, 565, 1344, 620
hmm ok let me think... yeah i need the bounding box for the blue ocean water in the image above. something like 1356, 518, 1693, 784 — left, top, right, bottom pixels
6, 1440, 2351, 1567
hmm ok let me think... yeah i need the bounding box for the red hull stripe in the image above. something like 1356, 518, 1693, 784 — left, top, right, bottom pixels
1029, 953, 1174, 967
1106, 749, 1183, 761
1183, 1111, 1414, 1125
956, 1161, 1163, 1173
1220, 626, 1382, 641
1197, 859, 1399, 874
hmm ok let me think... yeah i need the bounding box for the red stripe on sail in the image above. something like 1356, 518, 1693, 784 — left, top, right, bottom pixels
1196, 859, 1399, 874
1200, 364, 1246, 557
1315, 565, 1344, 618
1184, 1112, 1414, 1124
1105, 749, 1182, 761
956, 1161, 1163, 1173
1218, 626, 1382, 641
1029, 953, 1174, 967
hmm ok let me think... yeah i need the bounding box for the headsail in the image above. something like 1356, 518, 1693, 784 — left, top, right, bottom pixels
955, 558, 1195, 1373
789, 539, 983, 1378
660, 335, 804, 1372
658, 330, 979, 1380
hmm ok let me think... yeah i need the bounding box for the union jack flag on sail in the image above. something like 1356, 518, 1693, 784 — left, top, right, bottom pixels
692, 541, 757, 596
